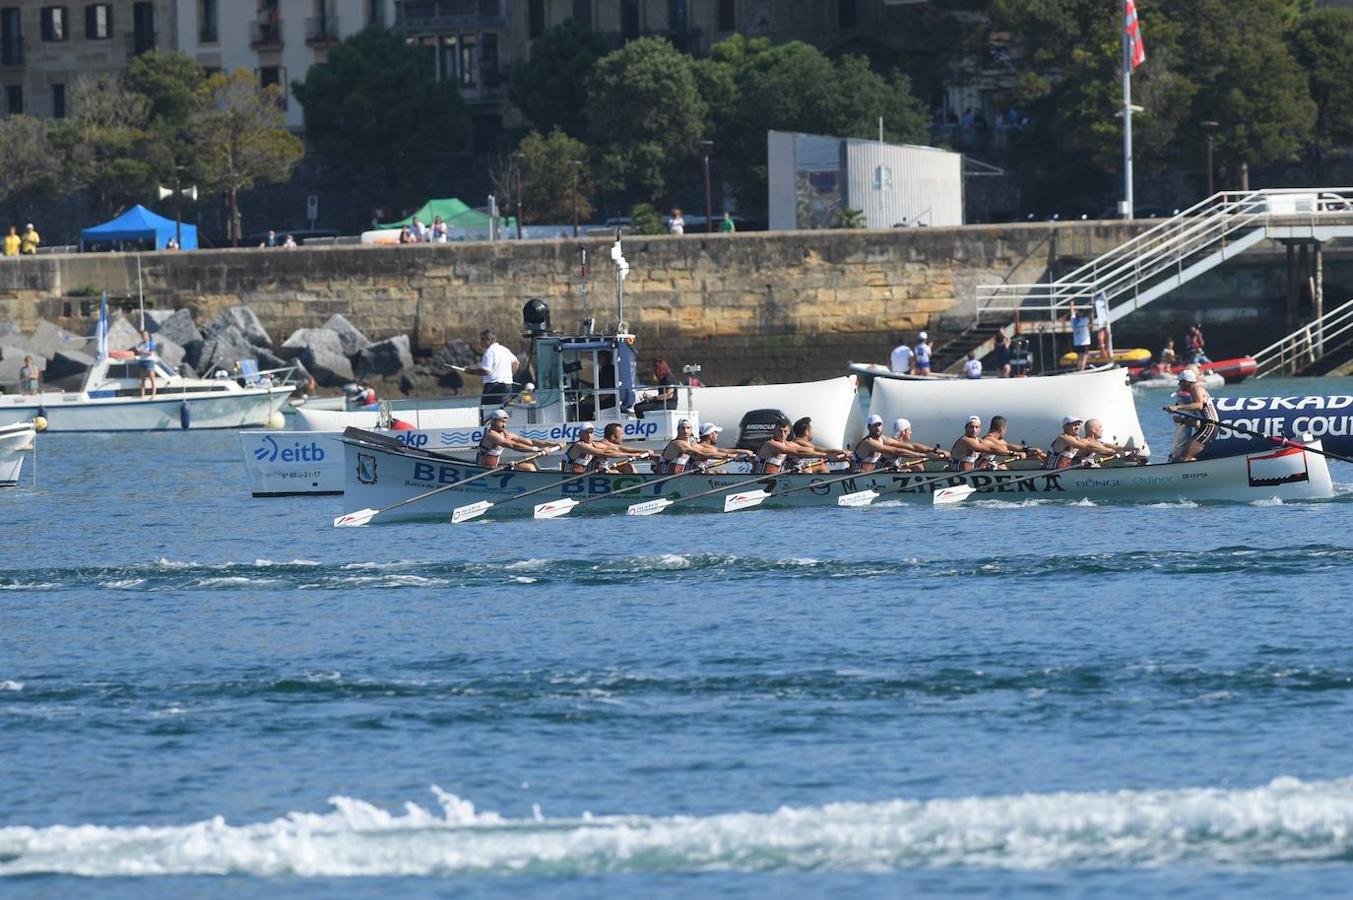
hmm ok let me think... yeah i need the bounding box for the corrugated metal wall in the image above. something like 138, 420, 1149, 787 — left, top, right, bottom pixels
844, 141, 963, 228
767, 132, 799, 231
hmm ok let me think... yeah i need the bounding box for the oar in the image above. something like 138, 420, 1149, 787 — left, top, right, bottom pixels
837, 453, 1037, 508
450, 459, 628, 523
628, 468, 775, 517
537, 458, 735, 519
334, 447, 556, 527
723, 456, 928, 513
1168, 409, 1353, 465
932, 454, 1116, 506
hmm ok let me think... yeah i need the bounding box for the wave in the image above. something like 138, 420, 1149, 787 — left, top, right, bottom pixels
4, 544, 1352, 592
4, 778, 1353, 877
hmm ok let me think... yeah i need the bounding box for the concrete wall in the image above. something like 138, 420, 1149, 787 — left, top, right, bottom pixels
3, 221, 1338, 384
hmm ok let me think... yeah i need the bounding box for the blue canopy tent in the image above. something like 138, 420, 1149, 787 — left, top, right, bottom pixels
80, 205, 198, 251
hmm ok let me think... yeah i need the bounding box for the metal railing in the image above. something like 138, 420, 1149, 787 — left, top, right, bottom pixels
1253, 296, 1353, 378
250, 19, 284, 47
306, 16, 340, 44
975, 188, 1353, 332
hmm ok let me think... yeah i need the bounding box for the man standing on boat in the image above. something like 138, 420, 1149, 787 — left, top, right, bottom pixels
466, 329, 519, 412
1165, 369, 1218, 463
1069, 305, 1092, 370
19, 355, 40, 394
476, 409, 560, 471
889, 336, 913, 375
913, 332, 932, 376
135, 330, 158, 399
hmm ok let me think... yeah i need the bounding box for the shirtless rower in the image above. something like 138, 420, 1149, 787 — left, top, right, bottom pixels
976, 415, 1047, 469
476, 408, 561, 471
655, 418, 709, 474
691, 423, 754, 472
1083, 418, 1146, 465
1041, 415, 1119, 470
1164, 368, 1219, 462
788, 416, 849, 473
850, 414, 928, 473
599, 422, 657, 474
887, 418, 949, 467
949, 415, 1004, 472
754, 417, 829, 474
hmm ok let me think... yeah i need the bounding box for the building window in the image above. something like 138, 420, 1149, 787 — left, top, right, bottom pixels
52, 82, 64, 118
0, 8, 20, 65
132, 1, 155, 53
571, 0, 590, 27
668, 0, 686, 31
838, 0, 856, 28
257, 65, 287, 108
717, 0, 735, 32
5, 85, 21, 115
459, 34, 476, 87
482, 32, 498, 85
620, 0, 638, 38
199, 0, 217, 42
368, 0, 383, 26
438, 35, 457, 82
528, 0, 544, 38
41, 7, 69, 41
85, 3, 111, 39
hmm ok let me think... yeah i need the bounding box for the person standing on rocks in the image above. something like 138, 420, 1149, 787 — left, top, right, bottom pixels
465, 329, 518, 412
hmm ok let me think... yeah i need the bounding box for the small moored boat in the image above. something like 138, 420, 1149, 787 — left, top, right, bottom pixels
0, 421, 35, 486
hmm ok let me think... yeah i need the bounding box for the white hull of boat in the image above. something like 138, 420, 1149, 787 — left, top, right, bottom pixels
1133, 372, 1225, 391
867, 365, 1147, 451
0, 423, 34, 486
337, 431, 1333, 524
0, 387, 293, 432
291, 404, 481, 431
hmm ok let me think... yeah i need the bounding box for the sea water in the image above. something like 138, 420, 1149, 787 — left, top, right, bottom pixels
3, 377, 1353, 897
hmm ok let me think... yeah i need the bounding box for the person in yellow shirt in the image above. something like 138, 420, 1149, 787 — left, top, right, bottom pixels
2, 226, 19, 256
20, 223, 39, 255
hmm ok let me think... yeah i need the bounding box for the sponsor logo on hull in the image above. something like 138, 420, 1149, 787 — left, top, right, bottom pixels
356, 453, 379, 485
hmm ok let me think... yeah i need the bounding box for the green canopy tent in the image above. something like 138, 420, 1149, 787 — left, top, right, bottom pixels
376, 198, 513, 232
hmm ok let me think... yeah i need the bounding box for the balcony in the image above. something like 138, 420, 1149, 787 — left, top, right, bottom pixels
250, 19, 284, 49
199, 24, 218, 44
394, 0, 504, 31
125, 30, 155, 56
306, 16, 339, 45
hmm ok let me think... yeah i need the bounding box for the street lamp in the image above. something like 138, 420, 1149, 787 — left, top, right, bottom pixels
570, 160, 582, 238
699, 140, 714, 232
1200, 120, 1219, 197
511, 152, 524, 240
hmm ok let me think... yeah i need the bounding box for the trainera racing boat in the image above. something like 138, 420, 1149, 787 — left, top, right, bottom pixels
334, 427, 1334, 525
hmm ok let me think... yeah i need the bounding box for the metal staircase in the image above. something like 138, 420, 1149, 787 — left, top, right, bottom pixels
1253, 296, 1353, 378
958, 188, 1353, 371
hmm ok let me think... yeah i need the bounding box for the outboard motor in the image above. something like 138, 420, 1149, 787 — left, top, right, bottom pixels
736, 408, 788, 451
522, 298, 551, 335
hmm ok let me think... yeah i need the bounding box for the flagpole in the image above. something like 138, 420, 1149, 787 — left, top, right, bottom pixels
1122, 4, 1134, 221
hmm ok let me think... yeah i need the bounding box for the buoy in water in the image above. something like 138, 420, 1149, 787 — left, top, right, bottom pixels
180, 401, 191, 430
33, 415, 48, 432
266, 410, 286, 429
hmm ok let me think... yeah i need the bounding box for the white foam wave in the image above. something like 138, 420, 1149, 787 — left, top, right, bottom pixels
0, 582, 59, 591
5, 777, 1353, 877
0, 680, 22, 691
1251, 497, 1286, 507
101, 578, 146, 589
1143, 500, 1200, 509
252, 559, 321, 567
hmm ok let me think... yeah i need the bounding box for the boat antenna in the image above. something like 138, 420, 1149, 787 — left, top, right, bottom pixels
577, 243, 591, 333
136, 253, 145, 331
610, 228, 629, 333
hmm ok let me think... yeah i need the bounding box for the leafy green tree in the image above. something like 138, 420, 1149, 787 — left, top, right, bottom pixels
293, 27, 469, 204
508, 20, 613, 139
629, 202, 665, 235
585, 37, 709, 206
191, 70, 304, 245
53, 74, 156, 217
0, 116, 61, 220
515, 129, 594, 225
123, 51, 208, 196
1288, 8, 1353, 177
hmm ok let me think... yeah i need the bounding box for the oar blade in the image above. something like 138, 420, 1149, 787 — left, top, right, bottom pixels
626, 497, 674, 516
723, 489, 770, 512
333, 508, 378, 528
837, 489, 879, 508
450, 500, 494, 524
933, 484, 976, 506
533, 498, 580, 520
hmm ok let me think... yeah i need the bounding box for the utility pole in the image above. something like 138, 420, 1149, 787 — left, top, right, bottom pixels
1201, 121, 1219, 196
570, 160, 581, 238
699, 140, 714, 232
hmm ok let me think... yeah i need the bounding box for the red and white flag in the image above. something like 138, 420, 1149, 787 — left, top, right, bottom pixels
1125, 0, 1146, 69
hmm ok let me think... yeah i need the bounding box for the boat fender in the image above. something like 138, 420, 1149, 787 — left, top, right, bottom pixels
180, 400, 191, 430
390, 418, 415, 431
37, 404, 47, 420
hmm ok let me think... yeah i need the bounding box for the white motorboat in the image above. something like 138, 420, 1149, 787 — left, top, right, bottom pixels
0, 421, 35, 486
0, 357, 295, 432
1133, 371, 1225, 391
335, 428, 1335, 524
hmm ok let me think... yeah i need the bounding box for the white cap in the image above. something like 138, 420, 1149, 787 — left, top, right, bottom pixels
577, 421, 595, 433
699, 422, 723, 437
866, 414, 883, 426
489, 409, 509, 420
918, 331, 928, 340
1062, 415, 1083, 426
677, 417, 693, 429
893, 417, 911, 434
965, 415, 981, 427
1178, 369, 1198, 383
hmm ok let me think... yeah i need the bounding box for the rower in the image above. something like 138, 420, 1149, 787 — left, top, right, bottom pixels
849, 414, 926, 473
949, 415, 1002, 471
977, 415, 1047, 469
788, 416, 849, 473
1042, 415, 1108, 470
691, 422, 754, 472
562, 423, 612, 473
656, 418, 702, 474
887, 418, 948, 468
599, 422, 657, 474
754, 417, 825, 474
476, 408, 560, 471
1083, 418, 1145, 465
1165, 368, 1219, 462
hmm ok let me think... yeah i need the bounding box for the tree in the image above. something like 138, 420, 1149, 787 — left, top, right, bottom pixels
1289, 8, 1353, 177
0, 116, 61, 220
191, 70, 304, 245
293, 27, 469, 204
515, 129, 594, 225
585, 37, 709, 206
123, 51, 208, 198
508, 20, 613, 139
53, 74, 156, 217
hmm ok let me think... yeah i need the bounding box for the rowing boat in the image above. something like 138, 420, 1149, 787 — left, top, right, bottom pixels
335, 428, 1334, 524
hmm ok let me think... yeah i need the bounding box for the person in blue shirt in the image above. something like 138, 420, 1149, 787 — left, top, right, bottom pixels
1069, 305, 1092, 370
134, 330, 158, 399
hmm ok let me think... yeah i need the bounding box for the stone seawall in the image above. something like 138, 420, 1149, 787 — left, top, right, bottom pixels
0, 221, 1263, 384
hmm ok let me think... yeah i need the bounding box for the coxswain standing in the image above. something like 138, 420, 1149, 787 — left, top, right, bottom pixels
691, 423, 754, 472
476, 409, 560, 471
788, 417, 849, 473
755, 418, 828, 474
598, 422, 657, 473
977, 415, 1047, 469
1165, 368, 1218, 462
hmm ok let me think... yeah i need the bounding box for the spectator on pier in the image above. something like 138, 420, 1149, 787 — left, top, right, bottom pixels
963, 352, 982, 379
889, 335, 913, 375
259, 229, 277, 248
720, 212, 736, 233
668, 209, 685, 235
1069, 304, 1092, 370
993, 332, 1012, 378
913, 332, 933, 376
3, 226, 19, 257
20, 223, 40, 255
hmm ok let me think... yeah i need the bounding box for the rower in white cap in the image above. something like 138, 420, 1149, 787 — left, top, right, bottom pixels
886, 418, 948, 467
1165, 367, 1218, 462
913, 331, 933, 376
476, 408, 561, 470
1043, 415, 1122, 469
949, 415, 1003, 471
850, 414, 927, 473
563, 422, 641, 473
691, 422, 754, 472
